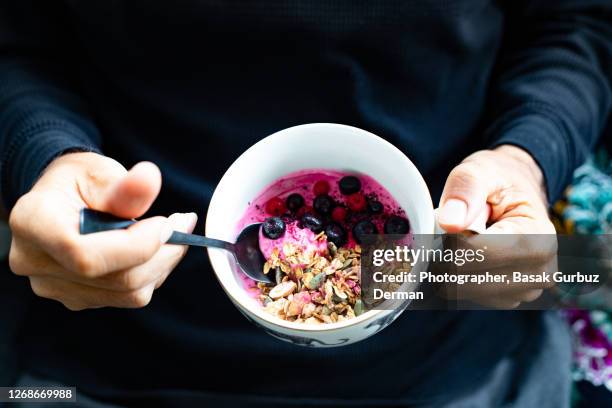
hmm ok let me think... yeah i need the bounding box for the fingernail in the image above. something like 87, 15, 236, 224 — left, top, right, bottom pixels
183, 212, 198, 233
160, 221, 174, 243
439, 199, 467, 226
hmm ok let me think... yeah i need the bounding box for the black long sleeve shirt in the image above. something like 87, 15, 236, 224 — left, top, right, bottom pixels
0, 1, 610, 406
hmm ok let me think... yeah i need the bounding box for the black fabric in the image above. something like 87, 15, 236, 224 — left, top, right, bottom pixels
11, 312, 573, 408
0, 1, 610, 406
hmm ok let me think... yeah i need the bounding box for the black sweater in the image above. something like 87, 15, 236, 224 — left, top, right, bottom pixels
0, 1, 610, 406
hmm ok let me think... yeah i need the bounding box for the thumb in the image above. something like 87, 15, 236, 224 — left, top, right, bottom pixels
437, 162, 491, 233
93, 161, 162, 219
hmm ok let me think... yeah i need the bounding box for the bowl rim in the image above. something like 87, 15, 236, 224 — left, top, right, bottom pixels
205, 123, 434, 332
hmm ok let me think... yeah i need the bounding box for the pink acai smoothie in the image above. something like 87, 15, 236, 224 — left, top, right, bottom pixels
235, 170, 411, 295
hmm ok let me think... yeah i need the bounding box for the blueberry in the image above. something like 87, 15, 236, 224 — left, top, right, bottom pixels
313, 194, 334, 215
352, 220, 378, 244
325, 223, 347, 247
367, 199, 384, 214
384, 216, 410, 235
262, 217, 286, 239
339, 176, 361, 195
286, 193, 305, 212
301, 213, 324, 233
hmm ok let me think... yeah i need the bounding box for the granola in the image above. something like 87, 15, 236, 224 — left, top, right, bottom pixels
257, 240, 364, 324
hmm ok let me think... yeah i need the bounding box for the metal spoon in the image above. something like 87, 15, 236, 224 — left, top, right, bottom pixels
79, 208, 271, 283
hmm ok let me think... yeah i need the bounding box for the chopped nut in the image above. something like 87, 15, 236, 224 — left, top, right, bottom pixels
269, 281, 297, 299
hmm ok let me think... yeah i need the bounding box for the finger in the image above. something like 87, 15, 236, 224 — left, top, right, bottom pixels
153, 212, 198, 289
438, 162, 497, 233
80, 161, 162, 219
12, 212, 192, 291
8, 236, 66, 277
12, 190, 172, 277
93, 212, 197, 291
29, 275, 156, 310
48, 216, 172, 277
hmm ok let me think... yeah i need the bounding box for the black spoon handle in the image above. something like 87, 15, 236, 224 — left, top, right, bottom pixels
79, 208, 234, 250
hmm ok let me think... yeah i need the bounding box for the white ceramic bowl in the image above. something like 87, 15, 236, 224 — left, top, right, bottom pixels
206, 123, 434, 347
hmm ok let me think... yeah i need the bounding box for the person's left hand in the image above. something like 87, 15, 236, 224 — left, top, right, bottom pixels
436, 144, 557, 308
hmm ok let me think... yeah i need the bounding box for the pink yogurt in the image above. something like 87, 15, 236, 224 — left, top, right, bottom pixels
235, 169, 412, 291
236, 169, 407, 238
258, 221, 327, 263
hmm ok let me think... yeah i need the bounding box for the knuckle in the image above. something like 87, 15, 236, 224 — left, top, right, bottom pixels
504, 301, 521, 310
8, 195, 33, 237
134, 245, 156, 266
29, 277, 54, 300
62, 301, 87, 312
124, 288, 153, 308
120, 270, 149, 291
451, 162, 481, 182
70, 252, 98, 277
8, 245, 26, 276
60, 238, 100, 277
56, 233, 79, 256
521, 289, 543, 303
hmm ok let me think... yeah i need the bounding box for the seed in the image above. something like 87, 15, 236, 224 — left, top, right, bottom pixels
341, 258, 353, 270
354, 299, 364, 316
275, 267, 283, 285
328, 241, 338, 256
333, 285, 347, 300
305, 272, 326, 289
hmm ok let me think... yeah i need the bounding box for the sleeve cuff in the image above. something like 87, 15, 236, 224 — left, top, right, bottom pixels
1, 126, 101, 209
487, 113, 573, 204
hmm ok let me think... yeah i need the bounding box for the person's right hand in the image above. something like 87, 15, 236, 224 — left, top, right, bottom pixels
8, 152, 197, 310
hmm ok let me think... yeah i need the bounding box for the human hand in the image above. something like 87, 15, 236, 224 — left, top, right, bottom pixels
436, 145, 557, 308
8, 152, 196, 310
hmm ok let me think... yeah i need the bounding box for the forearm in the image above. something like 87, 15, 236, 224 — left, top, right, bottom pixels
484, 0, 612, 203
0, 3, 102, 210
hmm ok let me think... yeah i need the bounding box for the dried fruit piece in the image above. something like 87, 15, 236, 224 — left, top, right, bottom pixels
313, 194, 334, 215
384, 215, 410, 235
262, 217, 286, 239
265, 197, 286, 216
347, 192, 367, 212
301, 213, 324, 233
286, 193, 305, 212
339, 176, 361, 195
313, 180, 330, 196
331, 206, 347, 223
352, 220, 378, 244
367, 199, 384, 214
324, 223, 347, 247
